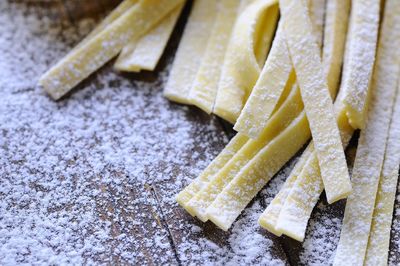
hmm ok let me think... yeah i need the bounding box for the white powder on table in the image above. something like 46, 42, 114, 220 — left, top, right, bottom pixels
0, 1, 288, 265
2, 1, 398, 265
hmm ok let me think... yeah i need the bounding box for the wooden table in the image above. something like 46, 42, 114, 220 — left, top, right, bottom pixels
1, 1, 399, 265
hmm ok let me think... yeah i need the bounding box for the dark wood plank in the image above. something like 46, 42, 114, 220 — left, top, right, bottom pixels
1, 1, 177, 264
4, 0, 399, 265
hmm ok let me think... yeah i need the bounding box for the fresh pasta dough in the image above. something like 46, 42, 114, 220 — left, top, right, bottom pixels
334, 1, 400, 264
163, 0, 217, 104
280, 0, 352, 204
188, 0, 242, 114
39, 0, 183, 100
114, 3, 184, 72
213, 0, 278, 124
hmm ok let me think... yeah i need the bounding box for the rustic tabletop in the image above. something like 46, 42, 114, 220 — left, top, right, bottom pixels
1, 0, 399, 265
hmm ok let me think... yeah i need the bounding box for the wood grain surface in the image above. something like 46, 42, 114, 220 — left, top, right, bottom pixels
2, 0, 400, 265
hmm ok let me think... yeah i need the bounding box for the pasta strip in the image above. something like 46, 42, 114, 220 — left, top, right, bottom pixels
260, 0, 350, 238
234, 0, 325, 139
323, 0, 351, 94
188, 0, 324, 228
308, 0, 325, 49
163, 0, 217, 104
334, 1, 400, 263
207, 112, 311, 231
233, 23, 293, 138
276, 107, 354, 241
114, 3, 184, 72
176, 134, 249, 211
280, 0, 351, 203
258, 145, 313, 236
73, 0, 139, 52
341, 0, 380, 129
364, 84, 400, 265
39, 0, 183, 100
188, 0, 241, 113
213, 0, 279, 124
253, 1, 279, 66
186, 81, 301, 222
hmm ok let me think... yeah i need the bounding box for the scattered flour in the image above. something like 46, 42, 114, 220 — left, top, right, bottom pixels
0, 1, 286, 265
1, 1, 399, 265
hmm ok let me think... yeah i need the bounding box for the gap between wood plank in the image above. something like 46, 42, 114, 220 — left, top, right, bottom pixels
148, 185, 183, 266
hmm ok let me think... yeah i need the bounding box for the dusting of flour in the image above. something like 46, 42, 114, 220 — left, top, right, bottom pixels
1, 1, 398, 265
0, 1, 288, 265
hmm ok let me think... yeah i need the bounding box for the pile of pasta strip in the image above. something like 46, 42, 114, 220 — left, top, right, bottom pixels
39, 0, 185, 100
39, 0, 400, 264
